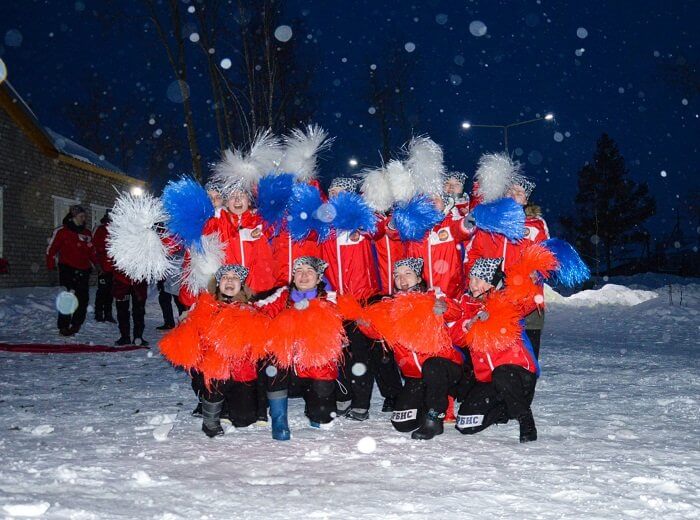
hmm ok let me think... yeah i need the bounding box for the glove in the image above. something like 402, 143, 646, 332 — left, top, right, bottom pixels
476, 310, 489, 321
463, 213, 476, 231
433, 299, 447, 316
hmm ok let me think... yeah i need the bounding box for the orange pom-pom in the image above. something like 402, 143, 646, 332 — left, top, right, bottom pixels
208, 303, 268, 364
197, 347, 232, 389
505, 243, 558, 309
465, 292, 522, 354
158, 321, 202, 369
336, 294, 366, 322
267, 299, 346, 370
364, 293, 451, 356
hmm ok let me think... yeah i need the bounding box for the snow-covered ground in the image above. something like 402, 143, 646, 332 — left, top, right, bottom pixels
1, 277, 698, 519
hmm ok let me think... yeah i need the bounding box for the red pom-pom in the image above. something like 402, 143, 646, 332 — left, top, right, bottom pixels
159, 321, 202, 369
336, 294, 366, 322
364, 293, 452, 356
505, 243, 558, 310
267, 299, 346, 370
197, 347, 232, 389
465, 292, 522, 354
208, 303, 269, 364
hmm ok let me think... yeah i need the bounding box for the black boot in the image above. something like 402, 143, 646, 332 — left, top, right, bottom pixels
411, 410, 444, 440
382, 397, 395, 413
518, 409, 537, 443
201, 399, 224, 438
191, 401, 203, 417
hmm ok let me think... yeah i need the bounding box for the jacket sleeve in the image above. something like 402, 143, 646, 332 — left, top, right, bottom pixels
441, 295, 464, 323
253, 287, 289, 318
449, 214, 475, 243
46, 228, 63, 270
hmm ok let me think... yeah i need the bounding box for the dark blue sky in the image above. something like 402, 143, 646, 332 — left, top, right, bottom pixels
1, 0, 698, 239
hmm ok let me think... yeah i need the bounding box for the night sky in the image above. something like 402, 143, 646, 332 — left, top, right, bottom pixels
1, 0, 698, 239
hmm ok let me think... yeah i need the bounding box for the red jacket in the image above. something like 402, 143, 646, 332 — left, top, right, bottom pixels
361, 289, 464, 379
405, 214, 473, 299
46, 222, 96, 271
202, 209, 277, 295
372, 216, 406, 295
451, 295, 537, 383
270, 230, 322, 286
254, 286, 339, 380
524, 210, 550, 311
92, 224, 113, 273
320, 227, 383, 302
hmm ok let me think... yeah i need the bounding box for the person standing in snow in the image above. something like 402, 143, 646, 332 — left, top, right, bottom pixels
112, 268, 148, 347
46, 205, 97, 336
92, 209, 116, 323
156, 246, 189, 330
453, 258, 539, 443
506, 178, 550, 359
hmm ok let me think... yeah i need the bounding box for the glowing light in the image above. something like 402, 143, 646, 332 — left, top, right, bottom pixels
348, 158, 358, 167
544, 113, 555, 121
461, 121, 471, 129
130, 186, 144, 197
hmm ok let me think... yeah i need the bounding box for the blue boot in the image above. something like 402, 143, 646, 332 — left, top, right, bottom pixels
268, 395, 291, 441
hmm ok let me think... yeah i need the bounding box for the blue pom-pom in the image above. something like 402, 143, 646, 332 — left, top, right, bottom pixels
392, 195, 444, 242
471, 198, 526, 240
543, 238, 591, 287
162, 176, 214, 251
288, 184, 331, 242
257, 173, 295, 232
329, 192, 377, 234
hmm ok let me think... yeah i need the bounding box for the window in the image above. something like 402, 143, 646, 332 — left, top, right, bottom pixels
52, 195, 79, 228
90, 203, 110, 231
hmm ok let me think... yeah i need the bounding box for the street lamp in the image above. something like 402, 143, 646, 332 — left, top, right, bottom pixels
460, 113, 555, 152
130, 186, 144, 197
348, 158, 358, 168
0, 58, 7, 85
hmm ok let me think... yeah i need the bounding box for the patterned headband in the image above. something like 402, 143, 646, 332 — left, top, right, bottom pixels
215, 264, 250, 284
329, 177, 361, 192
469, 258, 503, 285
512, 176, 536, 198
292, 256, 329, 276
394, 257, 424, 277
443, 171, 468, 184
222, 179, 253, 201
204, 179, 225, 195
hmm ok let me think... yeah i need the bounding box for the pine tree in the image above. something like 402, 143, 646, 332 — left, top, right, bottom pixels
562, 133, 656, 275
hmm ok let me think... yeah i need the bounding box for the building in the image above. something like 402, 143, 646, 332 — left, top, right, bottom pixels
0, 76, 146, 288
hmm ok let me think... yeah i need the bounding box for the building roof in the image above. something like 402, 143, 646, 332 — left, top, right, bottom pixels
0, 74, 145, 186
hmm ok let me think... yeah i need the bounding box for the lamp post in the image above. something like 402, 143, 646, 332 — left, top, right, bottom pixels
0, 58, 7, 85
461, 113, 554, 152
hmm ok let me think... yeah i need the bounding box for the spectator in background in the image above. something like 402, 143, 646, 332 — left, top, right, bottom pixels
157, 248, 189, 330
113, 268, 148, 346
92, 210, 116, 323
46, 205, 97, 336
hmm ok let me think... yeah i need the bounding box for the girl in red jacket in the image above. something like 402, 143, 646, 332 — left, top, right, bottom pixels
359, 257, 467, 440
405, 194, 474, 299
454, 258, 539, 443
160, 264, 261, 438
254, 256, 346, 440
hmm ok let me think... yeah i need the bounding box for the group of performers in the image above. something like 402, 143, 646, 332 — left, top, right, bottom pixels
104, 126, 589, 443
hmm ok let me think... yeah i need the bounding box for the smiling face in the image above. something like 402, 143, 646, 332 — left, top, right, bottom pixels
293, 264, 320, 291
207, 189, 223, 209
393, 265, 421, 292
443, 178, 464, 196
226, 191, 251, 215
506, 184, 528, 206
218, 272, 242, 297
468, 276, 493, 298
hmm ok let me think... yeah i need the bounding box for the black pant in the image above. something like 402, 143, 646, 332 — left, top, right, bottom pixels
157, 283, 187, 327
57, 263, 90, 331
192, 372, 257, 428
456, 365, 537, 434
336, 322, 374, 410
298, 378, 336, 424
256, 361, 269, 417
114, 281, 147, 340
526, 329, 542, 360
390, 358, 467, 432
370, 342, 403, 401
95, 272, 114, 320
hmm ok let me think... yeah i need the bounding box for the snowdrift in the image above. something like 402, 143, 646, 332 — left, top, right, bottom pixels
546, 283, 658, 307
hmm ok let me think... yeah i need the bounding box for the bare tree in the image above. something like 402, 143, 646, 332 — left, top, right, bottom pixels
143, 0, 204, 179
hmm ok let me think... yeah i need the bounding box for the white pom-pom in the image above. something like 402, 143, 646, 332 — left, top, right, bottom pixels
182, 233, 226, 294
107, 193, 176, 282
360, 167, 394, 212
474, 152, 523, 203
212, 129, 282, 191
279, 124, 334, 181
405, 136, 445, 195
386, 159, 415, 202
